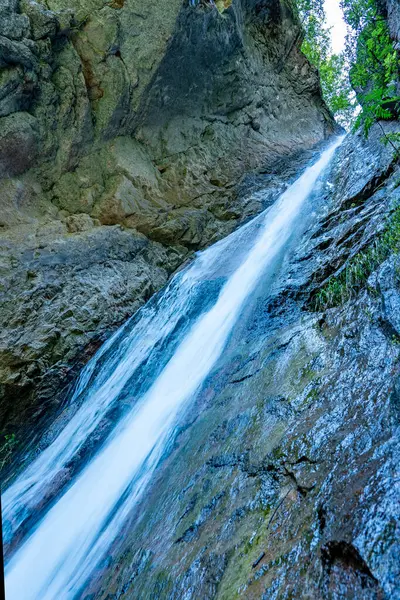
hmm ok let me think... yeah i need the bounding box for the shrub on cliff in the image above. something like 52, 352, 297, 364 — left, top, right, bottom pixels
342, 0, 400, 148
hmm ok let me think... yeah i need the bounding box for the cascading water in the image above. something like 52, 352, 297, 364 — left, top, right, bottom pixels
3, 136, 343, 599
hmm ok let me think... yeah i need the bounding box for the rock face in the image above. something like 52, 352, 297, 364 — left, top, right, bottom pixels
385, 0, 400, 43
83, 124, 400, 600
2, 0, 400, 598
0, 0, 335, 438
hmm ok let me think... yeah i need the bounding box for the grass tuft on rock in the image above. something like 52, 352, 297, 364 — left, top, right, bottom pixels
313, 206, 400, 311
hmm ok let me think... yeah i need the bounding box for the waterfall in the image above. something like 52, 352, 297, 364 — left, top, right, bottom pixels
3, 136, 343, 599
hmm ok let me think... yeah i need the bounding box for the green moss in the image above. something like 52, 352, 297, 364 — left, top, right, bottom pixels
309, 387, 319, 400
216, 505, 272, 599
304, 529, 314, 544
271, 446, 285, 461
305, 387, 318, 404
301, 365, 317, 382
312, 206, 400, 311
390, 333, 400, 346
150, 569, 173, 598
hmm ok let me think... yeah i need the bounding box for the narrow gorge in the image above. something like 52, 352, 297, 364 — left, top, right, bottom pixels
0, 0, 399, 599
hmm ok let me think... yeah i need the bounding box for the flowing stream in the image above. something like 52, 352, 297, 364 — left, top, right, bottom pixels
3, 137, 343, 599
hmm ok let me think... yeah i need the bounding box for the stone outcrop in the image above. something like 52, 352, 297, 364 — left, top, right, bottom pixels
0, 0, 335, 436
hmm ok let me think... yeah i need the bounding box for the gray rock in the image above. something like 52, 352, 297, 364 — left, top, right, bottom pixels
20, 0, 57, 40
0, 34, 37, 69
0, 66, 35, 116
0, 111, 39, 176
0, 0, 30, 40
386, 0, 400, 44
0, 223, 188, 435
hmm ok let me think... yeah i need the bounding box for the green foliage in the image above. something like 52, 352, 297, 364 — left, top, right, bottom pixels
341, 0, 400, 143
320, 54, 354, 120
383, 132, 400, 154
0, 432, 17, 471
296, 0, 400, 136
296, 0, 355, 126
340, 0, 376, 34
313, 207, 400, 311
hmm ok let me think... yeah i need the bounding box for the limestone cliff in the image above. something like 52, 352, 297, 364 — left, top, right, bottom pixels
0, 0, 335, 436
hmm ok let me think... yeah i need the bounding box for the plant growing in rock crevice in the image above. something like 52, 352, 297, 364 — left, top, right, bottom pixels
0, 433, 17, 473
312, 206, 400, 310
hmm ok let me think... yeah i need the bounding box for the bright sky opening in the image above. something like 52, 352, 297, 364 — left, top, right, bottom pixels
324, 0, 347, 54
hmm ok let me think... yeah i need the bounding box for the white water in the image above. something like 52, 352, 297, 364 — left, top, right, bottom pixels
4, 137, 343, 599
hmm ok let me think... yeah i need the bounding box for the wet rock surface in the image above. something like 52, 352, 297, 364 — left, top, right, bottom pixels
0, 0, 336, 436
0, 223, 187, 447
80, 125, 400, 599
2, 0, 400, 598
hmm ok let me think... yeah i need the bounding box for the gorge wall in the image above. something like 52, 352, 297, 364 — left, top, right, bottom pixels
0, 0, 335, 440
84, 123, 400, 599
2, 0, 400, 598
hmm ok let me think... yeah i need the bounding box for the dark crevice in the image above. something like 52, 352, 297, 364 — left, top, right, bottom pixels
283, 467, 315, 497
229, 369, 261, 384
317, 505, 327, 532
321, 541, 379, 589
287, 455, 317, 466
